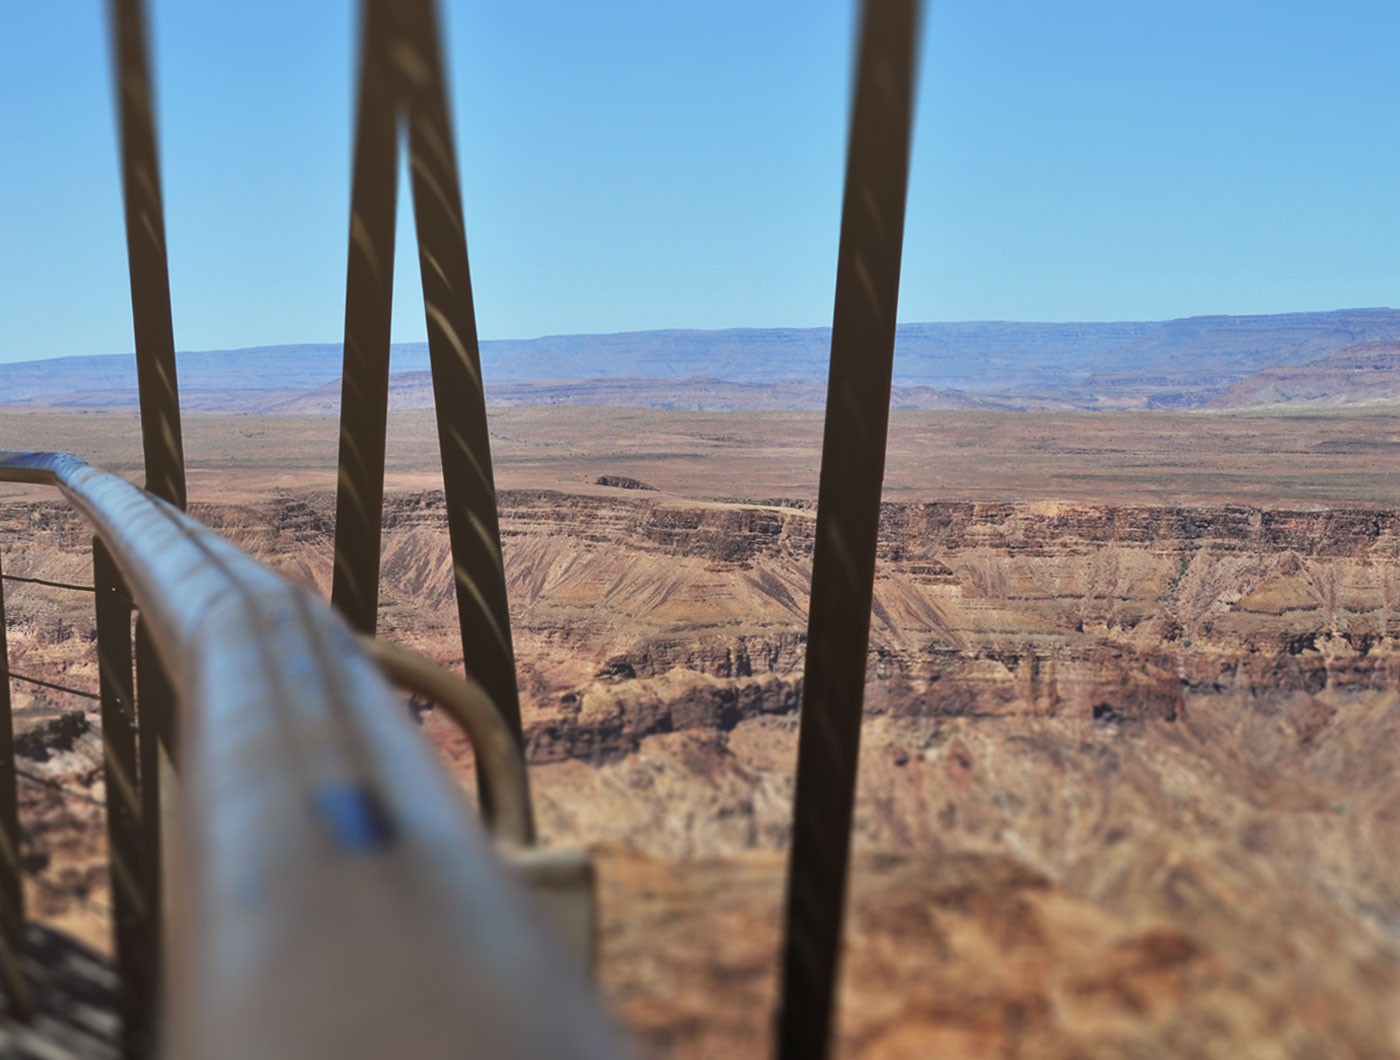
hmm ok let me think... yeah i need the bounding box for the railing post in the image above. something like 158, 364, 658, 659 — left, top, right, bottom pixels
94, 539, 154, 1058
134, 620, 170, 1004
0, 555, 33, 1020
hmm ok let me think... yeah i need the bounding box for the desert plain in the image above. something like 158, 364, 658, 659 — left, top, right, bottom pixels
3, 401, 1400, 1057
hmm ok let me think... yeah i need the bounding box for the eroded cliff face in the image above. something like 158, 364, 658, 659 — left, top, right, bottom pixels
442, 493, 1400, 771
3, 492, 1399, 1057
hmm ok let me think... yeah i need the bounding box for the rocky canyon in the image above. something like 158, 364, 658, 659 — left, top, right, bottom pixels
2, 473, 1398, 1056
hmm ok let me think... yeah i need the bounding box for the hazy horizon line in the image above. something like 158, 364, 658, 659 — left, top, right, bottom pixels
4, 305, 1397, 366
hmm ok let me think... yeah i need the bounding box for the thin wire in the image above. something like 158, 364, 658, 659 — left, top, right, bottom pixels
1, 670, 101, 701
15, 767, 105, 808
0, 573, 137, 609
27, 870, 113, 916
0, 575, 96, 593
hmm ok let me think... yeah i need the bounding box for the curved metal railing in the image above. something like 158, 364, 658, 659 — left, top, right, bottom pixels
0, 451, 619, 1058
357, 634, 534, 847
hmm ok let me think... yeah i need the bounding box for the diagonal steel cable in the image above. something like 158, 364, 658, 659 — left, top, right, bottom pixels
0, 574, 96, 593
1, 671, 102, 702
111, 0, 187, 513
331, 0, 401, 637
395, 0, 523, 749
330, 0, 523, 758
109, 8, 177, 1051
775, 2, 921, 1057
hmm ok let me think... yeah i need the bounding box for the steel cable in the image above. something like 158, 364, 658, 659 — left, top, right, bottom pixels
775, 2, 921, 1057
111, 0, 187, 512
1, 670, 101, 702
0, 575, 96, 593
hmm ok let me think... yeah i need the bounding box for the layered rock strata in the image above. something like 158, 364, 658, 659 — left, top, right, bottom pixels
2, 492, 1398, 1056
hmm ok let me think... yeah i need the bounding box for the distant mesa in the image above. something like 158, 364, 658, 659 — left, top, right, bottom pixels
7, 309, 1400, 413
1208, 341, 1400, 408
595, 475, 656, 491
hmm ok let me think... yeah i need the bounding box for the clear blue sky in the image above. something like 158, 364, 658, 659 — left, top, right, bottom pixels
1, 1, 1397, 363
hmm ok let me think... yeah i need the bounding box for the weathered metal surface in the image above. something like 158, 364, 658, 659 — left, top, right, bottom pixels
110, 0, 187, 512
0, 451, 621, 1059
0, 558, 34, 1020
93, 538, 154, 1058
776, 2, 921, 1057
331, 0, 400, 637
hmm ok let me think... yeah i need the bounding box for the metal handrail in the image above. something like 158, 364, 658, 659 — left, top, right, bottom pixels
0, 451, 620, 1058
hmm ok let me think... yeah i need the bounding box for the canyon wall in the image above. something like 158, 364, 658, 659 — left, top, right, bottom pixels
3, 491, 1399, 1056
